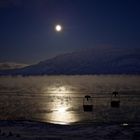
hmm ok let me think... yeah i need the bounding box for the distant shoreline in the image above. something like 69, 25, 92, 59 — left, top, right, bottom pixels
1, 74, 140, 77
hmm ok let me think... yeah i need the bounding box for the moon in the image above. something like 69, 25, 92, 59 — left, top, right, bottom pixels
55, 25, 62, 32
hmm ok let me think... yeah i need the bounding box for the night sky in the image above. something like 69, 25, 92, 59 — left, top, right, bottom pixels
0, 0, 140, 64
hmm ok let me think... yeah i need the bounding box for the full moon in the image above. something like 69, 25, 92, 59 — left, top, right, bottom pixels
55, 25, 62, 32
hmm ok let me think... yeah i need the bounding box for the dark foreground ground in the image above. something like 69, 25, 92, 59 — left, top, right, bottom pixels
0, 120, 140, 140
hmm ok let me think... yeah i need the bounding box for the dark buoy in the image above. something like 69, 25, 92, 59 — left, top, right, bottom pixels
83, 95, 93, 112
110, 91, 120, 108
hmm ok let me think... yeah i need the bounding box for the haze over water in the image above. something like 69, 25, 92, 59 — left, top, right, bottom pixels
0, 75, 140, 124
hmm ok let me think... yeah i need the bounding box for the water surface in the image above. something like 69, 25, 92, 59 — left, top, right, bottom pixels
0, 75, 140, 124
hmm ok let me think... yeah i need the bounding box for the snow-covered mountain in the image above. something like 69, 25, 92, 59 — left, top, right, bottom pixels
0, 46, 140, 75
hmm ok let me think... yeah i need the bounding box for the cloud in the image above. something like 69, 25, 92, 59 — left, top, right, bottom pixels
0, 62, 28, 70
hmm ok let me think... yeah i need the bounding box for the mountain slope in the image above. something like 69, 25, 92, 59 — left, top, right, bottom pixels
0, 46, 140, 75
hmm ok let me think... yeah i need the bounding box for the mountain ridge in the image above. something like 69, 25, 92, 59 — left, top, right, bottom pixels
0, 46, 140, 75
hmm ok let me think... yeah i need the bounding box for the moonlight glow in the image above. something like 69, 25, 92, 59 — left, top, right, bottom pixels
55, 25, 62, 32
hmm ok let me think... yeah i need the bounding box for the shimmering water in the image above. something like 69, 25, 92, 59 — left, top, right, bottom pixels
0, 75, 140, 124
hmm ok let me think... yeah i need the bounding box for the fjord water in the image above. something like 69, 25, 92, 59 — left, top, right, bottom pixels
0, 75, 140, 124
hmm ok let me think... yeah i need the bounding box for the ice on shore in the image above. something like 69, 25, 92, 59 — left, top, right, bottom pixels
0, 120, 140, 140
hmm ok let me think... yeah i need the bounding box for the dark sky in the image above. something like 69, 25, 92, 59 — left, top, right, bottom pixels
0, 0, 140, 64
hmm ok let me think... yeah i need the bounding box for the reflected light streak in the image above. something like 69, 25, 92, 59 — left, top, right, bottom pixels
42, 85, 78, 124
57, 106, 67, 113
46, 85, 72, 95
48, 106, 78, 125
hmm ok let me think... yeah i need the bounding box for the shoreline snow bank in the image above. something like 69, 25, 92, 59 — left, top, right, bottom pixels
0, 120, 140, 140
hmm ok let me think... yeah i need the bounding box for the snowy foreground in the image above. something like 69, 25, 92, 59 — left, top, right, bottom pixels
0, 120, 140, 140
